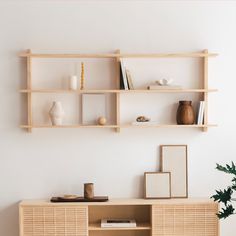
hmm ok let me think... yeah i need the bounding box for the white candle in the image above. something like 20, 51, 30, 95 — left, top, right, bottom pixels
69, 75, 77, 90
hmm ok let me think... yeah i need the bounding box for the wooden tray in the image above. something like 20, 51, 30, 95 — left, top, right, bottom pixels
51, 196, 109, 202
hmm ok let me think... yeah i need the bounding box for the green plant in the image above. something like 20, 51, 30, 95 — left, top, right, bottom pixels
211, 162, 236, 219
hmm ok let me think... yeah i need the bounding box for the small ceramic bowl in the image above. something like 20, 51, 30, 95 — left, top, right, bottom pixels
156, 79, 173, 86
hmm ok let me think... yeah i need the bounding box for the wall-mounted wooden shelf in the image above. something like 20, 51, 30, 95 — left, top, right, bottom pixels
19, 52, 218, 58
19, 89, 218, 94
20, 124, 217, 129
19, 49, 218, 133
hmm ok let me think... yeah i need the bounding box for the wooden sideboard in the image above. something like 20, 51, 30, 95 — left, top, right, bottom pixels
19, 198, 219, 236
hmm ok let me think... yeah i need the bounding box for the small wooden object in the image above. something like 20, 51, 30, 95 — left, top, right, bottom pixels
176, 101, 195, 125
80, 62, 85, 90
97, 117, 107, 125
84, 183, 94, 199
51, 196, 108, 202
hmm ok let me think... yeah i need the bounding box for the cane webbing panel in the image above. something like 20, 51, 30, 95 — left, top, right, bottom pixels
21, 206, 88, 236
152, 204, 218, 236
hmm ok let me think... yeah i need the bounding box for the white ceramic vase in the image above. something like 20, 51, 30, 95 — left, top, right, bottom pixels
69, 75, 77, 90
49, 101, 65, 126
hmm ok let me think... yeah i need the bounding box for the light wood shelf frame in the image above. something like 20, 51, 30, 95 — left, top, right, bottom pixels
88, 223, 151, 231
20, 49, 218, 132
19, 198, 219, 236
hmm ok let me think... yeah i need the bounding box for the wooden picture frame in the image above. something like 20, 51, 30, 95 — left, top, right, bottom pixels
82, 94, 106, 125
161, 145, 188, 198
144, 172, 171, 199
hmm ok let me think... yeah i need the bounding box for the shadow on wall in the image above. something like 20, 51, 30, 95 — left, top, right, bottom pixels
0, 202, 19, 236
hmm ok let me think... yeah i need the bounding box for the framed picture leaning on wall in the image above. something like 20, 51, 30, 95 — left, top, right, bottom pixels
160, 145, 188, 198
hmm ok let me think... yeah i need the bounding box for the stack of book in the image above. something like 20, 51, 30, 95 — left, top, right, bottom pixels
120, 59, 134, 90
101, 219, 137, 228
196, 101, 205, 125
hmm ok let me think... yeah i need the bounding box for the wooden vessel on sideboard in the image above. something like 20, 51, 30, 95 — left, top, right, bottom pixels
19, 198, 219, 236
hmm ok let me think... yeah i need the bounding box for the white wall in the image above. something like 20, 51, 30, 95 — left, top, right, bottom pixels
0, 1, 236, 235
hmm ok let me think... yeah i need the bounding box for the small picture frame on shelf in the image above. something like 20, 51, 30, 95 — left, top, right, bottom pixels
161, 145, 188, 198
144, 172, 171, 199
82, 94, 106, 125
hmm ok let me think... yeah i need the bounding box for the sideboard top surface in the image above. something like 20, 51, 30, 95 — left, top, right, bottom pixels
20, 198, 217, 206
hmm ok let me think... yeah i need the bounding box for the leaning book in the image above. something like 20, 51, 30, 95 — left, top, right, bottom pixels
101, 219, 137, 228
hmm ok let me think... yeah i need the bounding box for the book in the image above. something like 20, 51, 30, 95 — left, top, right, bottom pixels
125, 69, 134, 90
120, 59, 129, 90
101, 219, 136, 228
197, 101, 205, 125
147, 85, 182, 90
119, 63, 125, 90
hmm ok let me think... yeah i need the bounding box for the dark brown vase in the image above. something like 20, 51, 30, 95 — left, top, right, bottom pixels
176, 101, 195, 125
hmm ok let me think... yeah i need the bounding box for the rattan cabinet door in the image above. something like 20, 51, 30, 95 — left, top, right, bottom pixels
152, 204, 219, 236
20, 206, 88, 236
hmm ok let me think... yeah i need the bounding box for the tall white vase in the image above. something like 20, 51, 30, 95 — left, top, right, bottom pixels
49, 101, 65, 126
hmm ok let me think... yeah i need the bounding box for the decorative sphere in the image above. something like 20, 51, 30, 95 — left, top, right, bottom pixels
97, 117, 107, 125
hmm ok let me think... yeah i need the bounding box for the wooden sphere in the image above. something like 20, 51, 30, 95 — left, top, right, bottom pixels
97, 117, 107, 125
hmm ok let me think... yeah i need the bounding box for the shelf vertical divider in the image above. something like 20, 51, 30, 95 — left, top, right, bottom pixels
26, 49, 32, 132
115, 50, 121, 133
203, 49, 209, 132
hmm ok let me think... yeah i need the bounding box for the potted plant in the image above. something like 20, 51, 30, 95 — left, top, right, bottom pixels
211, 162, 236, 219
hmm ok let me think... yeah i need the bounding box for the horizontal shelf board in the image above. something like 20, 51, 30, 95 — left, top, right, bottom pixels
20, 124, 217, 129
19, 52, 218, 58
125, 124, 218, 128
88, 223, 151, 231
20, 125, 119, 128
19, 89, 218, 94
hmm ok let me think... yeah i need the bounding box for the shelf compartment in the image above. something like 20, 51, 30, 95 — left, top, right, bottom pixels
89, 223, 151, 231
88, 205, 151, 233
19, 89, 218, 94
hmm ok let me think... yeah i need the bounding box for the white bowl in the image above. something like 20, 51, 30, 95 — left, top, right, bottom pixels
156, 79, 173, 86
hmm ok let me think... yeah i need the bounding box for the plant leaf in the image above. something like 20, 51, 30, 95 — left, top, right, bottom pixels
216, 162, 236, 175
217, 204, 235, 219
211, 187, 233, 206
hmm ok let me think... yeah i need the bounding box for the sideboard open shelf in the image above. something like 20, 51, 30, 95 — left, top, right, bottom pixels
19, 49, 218, 133
19, 198, 219, 236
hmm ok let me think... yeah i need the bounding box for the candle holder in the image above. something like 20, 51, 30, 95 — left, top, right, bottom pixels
84, 183, 94, 199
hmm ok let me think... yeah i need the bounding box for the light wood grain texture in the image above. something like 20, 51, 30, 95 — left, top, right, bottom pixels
19, 89, 218, 93
20, 125, 119, 128
115, 50, 121, 132
19, 199, 218, 236
88, 223, 151, 231
152, 203, 219, 236
19, 52, 218, 58
20, 198, 217, 206
26, 49, 32, 133
19, 49, 218, 132
203, 49, 209, 132
20, 206, 88, 236
20, 124, 218, 129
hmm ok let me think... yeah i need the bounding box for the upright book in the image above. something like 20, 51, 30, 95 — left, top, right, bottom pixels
196, 101, 205, 125
120, 59, 129, 90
